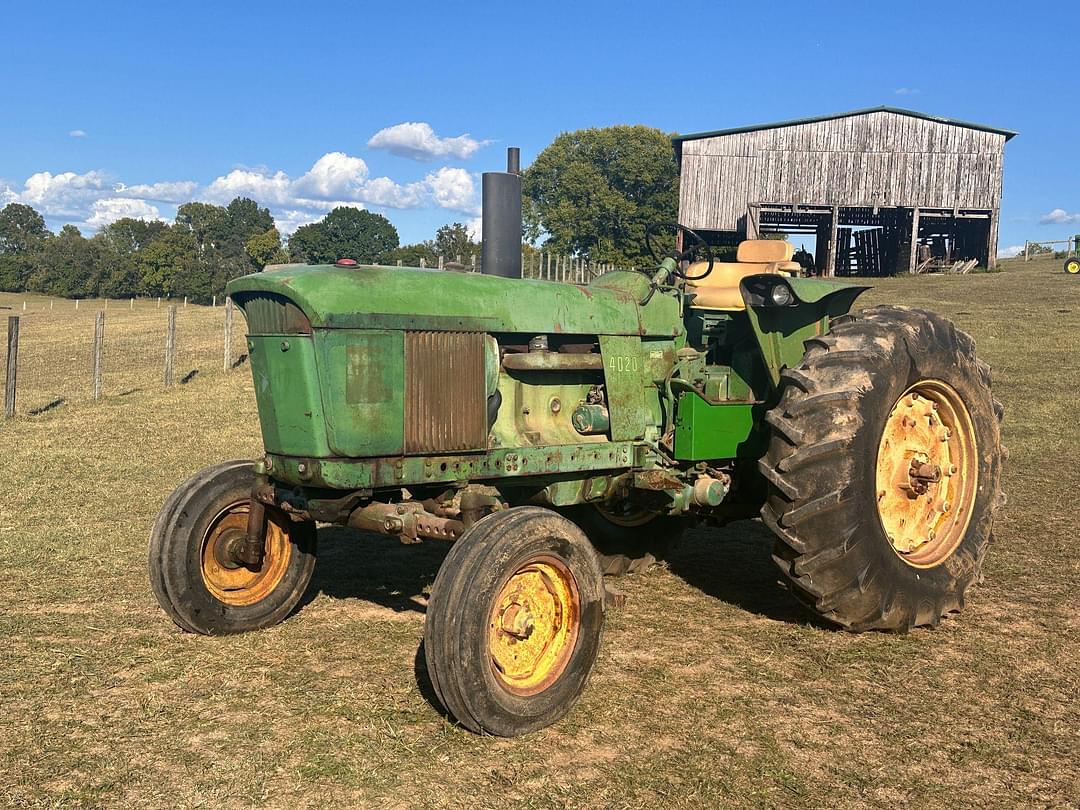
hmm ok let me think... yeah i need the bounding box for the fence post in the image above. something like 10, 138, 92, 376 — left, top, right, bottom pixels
212, 295, 217, 308
438, 255, 444, 270
75, 299, 79, 310
130, 297, 134, 309
92, 311, 105, 401
397, 259, 402, 267
5, 316, 18, 419
157, 297, 161, 307
164, 305, 176, 386
183, 296, 188, 308
223, 297, 233, 372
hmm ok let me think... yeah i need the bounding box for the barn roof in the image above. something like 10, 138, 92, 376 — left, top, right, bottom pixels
672, 106, 1018, 151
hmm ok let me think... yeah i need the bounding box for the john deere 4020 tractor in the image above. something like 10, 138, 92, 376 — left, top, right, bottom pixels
150, 149, 1004, 736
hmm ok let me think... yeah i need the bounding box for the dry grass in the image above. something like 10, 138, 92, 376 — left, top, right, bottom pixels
1, 258, 1078, 809
0, 293, 245, 414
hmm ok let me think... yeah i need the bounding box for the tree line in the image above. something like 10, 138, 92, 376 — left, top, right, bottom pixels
0, 124, 682, 301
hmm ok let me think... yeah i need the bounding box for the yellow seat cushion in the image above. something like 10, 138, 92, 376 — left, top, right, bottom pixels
685, 241, 797, 310
736, 240, 795, 263
685, 261, 784, 310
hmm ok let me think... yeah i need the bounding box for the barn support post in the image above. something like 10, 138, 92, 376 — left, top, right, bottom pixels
987, 209, 1000, 269
824, 206, 839, 277
745, 205, 760, 240
907, 207, 922, 274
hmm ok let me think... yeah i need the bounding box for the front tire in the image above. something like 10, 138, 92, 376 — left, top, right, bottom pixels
759, 306, 1004, 631
1065, 257, 1080, 275
149, 460, 317, 635
424, 506, 605, 735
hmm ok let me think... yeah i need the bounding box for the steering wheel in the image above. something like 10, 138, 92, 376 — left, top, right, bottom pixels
645, 222, 714, 281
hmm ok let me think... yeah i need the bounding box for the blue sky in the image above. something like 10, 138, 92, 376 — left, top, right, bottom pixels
1, 0, 1077, 255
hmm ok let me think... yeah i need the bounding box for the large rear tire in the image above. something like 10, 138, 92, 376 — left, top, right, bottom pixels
149, 460, 317, 635
759, 306, 1005, 631
424, 506, 605, 736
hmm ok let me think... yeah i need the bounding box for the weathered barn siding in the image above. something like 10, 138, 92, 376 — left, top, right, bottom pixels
678, 110, 1007, 232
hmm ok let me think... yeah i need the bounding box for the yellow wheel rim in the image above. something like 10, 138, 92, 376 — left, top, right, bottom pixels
200, 502, 292, 606
1066, 259, 1080, 274
488, 555, 580, 696
875, 381, 979, 568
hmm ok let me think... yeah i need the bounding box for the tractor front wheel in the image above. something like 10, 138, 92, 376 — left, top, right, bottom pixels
424, 506, 605, 735
149, 460, 317, 635
1064, 257, 1080, 274
759, 306, 1005, 631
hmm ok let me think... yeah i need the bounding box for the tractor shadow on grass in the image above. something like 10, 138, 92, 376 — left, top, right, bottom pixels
665, 519, 835, 630
298, 525, 449, 616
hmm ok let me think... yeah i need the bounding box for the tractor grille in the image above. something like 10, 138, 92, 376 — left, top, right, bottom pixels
404, 331, 487, 454
234, 292, 311, 334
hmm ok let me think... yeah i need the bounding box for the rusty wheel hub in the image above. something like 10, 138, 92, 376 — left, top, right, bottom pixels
201, 502, 292, 606
488, 555, 580, 696
875, 381, 978, 567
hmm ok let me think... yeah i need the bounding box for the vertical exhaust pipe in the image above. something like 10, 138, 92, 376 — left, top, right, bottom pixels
481, 147, 522, 278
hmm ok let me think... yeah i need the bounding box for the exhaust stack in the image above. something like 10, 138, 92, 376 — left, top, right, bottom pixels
481, 147, 522, 278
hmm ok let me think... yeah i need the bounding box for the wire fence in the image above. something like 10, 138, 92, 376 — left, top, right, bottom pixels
1, 294, 246, 419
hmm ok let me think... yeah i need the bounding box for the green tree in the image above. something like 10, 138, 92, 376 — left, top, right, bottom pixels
386, 242, 438, 267
0, 203, 50, 255
100, 217, 167, 256
433, 222, 478, 262
176, 202, 228, 254
28, 225, 106, 297
136, 225, 202, 298
226, 197, 274, 242
522, 125, 679, 266
245, 227, 288, 268
289, 207, 399, 264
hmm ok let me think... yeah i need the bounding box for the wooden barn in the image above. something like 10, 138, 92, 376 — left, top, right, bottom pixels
673, 107, 1016, 275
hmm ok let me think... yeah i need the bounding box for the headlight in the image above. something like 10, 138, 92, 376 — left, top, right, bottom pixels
770, 285, 795, 306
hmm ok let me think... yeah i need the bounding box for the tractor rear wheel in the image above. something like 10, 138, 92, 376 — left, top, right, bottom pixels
1065, 257, 1080, 274
424, 506, 605, 735
759, 306, 1005, 632
561, 502, 681, 576
149, 460, 317, 635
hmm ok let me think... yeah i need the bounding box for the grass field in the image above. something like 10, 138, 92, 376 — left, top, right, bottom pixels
1, 257, 1078, 808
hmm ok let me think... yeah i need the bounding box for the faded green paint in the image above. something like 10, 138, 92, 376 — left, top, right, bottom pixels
228, 264, 682, 338
673, 394, 760, 460
267, 441, 638, 490
315, 329, 404, 457
598, 334, 647, 441
230, 255, 868, 510
744, 280, 868, 386
247, 335, 332, 457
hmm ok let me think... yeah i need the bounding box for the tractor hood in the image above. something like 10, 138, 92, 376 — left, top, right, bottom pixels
226, 263, 679, 337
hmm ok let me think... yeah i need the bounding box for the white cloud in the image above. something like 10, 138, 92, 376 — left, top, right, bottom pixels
998, 245, 1024, 258
292, 151, 369, 200
4, 150, 483, 236
359, 176, 426, 209
466, 216, 482, 242
894, 87, 920, 96
113, 180, 198, 203
425, 166, 479, 214
367, 122, 489, 161
69, 129, 88, 138
85, 198, 163, 229
1040, 208, 1080, 225
4, 170, 110, 217
203, 168, 294, 206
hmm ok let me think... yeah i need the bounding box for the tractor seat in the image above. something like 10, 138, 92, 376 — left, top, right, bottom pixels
686, 240, 800, 310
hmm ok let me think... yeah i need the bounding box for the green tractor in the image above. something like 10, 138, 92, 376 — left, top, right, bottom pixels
150, 148, 1004, 736
1065, 235, 1080, 274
